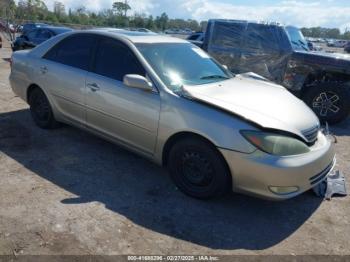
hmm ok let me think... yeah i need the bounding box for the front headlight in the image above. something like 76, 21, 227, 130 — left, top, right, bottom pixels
241, 130, 310, 156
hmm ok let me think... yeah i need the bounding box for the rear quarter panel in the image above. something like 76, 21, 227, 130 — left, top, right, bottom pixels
9, 50, 33, 102
9, 33, 74, 104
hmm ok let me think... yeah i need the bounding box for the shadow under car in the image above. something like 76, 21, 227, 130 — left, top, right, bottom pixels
0, 109, 325, 250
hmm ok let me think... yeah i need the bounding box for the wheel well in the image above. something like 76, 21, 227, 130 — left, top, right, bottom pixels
162, 131, 233, 186
302, 72, 350, 98
162, 132, 223, 166
27, 84, 40, 102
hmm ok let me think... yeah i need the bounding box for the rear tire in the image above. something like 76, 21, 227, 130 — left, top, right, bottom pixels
303, 82, 350, 124
28, 88, 59, 129
167, 137, 231, 199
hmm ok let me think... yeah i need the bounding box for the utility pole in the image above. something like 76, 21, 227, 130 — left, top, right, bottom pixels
124, 0, 128, 17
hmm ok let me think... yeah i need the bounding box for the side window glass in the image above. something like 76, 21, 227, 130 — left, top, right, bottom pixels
43, 34, 96, 71
94, 37, 145, 81
38, 29, 51, 39
211, 22, 246, 49
26, 30, 37, 39
245, 24, 280, 52
188, 34, 199, 40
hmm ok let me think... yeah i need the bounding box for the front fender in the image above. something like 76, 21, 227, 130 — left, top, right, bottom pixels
154, 92, 258, 164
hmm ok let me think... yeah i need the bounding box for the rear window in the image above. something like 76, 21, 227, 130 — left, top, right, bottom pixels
44, 34, 96, 71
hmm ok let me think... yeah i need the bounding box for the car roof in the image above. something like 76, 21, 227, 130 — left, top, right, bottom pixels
26, 26, 72, 33
85, 28, 188, 44
44, 26, 72, 31
209, 19, 284, 27
23, 23, 48, 27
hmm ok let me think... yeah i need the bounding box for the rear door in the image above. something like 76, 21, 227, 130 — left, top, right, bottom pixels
85, 36, 160, 155
40, 33, 97, 125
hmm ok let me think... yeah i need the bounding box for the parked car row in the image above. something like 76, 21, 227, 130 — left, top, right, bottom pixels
165, 28, 194, 35
10, 23, 160, 51
326, 39, 349, 48
307, 41, 322, 51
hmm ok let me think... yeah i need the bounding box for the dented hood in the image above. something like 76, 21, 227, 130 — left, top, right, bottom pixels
182, 73, 320, 139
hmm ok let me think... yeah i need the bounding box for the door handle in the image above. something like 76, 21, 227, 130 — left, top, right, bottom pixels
87, 83, 100, 92
40, 66, 48, 74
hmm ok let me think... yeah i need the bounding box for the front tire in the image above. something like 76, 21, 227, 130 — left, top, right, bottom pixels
29, 88, 59, 129
303, 83, 350, 124
167, 137, 231, 199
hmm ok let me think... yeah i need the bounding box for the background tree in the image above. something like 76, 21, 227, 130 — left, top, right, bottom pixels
155, 12, 168, 31
0, 0, 16, 18
54, 1, 65, 18
112, 1, 131, 17
146, 15, 155, 30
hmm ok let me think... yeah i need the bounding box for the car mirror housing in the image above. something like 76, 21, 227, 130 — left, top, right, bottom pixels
123, 74, 153, 91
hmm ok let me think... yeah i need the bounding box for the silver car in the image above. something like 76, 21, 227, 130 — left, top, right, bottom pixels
9, 29, 335, 200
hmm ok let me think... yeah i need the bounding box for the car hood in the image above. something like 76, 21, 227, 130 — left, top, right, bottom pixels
309, 51, 350, 61
182, 73, 320, 141
294, 50, 350, 69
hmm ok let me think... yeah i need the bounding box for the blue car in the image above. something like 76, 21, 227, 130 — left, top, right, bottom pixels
12, 26, 72, 51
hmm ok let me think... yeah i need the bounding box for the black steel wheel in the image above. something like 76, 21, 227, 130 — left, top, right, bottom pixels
29, 88, 59, 129
167, 137, 231, 199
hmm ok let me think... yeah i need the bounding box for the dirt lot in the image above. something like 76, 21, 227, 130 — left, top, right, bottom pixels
0, 33, 350, 256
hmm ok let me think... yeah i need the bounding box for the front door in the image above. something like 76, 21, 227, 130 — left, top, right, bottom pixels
85, 36, 160, 155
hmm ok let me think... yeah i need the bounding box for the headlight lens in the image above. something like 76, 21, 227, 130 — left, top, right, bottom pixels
241, 130, 310, 156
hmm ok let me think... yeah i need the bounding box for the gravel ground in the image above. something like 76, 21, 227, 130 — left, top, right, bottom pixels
0, 32, 349, 256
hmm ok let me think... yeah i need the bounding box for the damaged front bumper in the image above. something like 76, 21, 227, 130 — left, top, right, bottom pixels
219, 132, 336, 200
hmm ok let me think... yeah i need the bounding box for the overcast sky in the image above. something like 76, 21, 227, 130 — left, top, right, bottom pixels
30, 0, 350, 31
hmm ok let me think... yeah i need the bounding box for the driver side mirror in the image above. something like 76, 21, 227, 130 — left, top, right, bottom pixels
123, 74, 153, 91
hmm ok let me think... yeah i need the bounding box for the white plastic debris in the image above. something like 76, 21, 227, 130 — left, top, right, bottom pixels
313, 170, 347, 200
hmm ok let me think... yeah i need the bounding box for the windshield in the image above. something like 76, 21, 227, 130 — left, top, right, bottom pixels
136, 43, 233, 91
285, 26, 309, 51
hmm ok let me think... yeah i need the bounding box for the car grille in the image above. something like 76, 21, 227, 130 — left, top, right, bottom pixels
302, 125, 320, 144
309, 160, 334, 186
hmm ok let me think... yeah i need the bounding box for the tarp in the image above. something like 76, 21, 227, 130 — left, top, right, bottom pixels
203, 20, 293, 83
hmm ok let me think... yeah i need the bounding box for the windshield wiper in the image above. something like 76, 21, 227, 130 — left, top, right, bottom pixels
291, 40, 308, 51
291, 40, 300, 46
298, 40, 306, 46
200, 75, 230, 80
